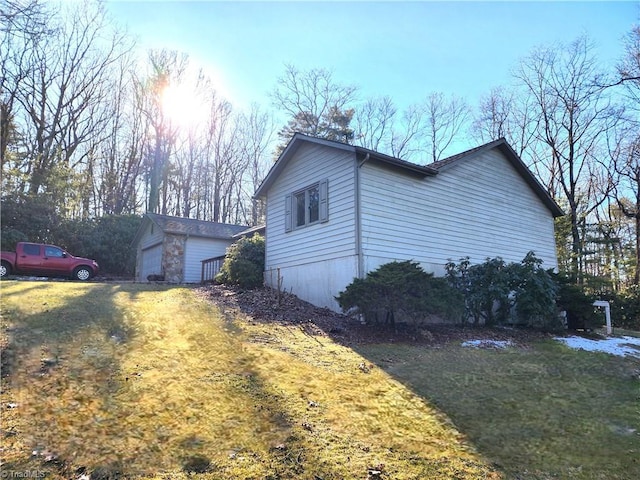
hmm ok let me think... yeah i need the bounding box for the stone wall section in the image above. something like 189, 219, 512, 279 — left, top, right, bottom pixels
162, 234, 186, 283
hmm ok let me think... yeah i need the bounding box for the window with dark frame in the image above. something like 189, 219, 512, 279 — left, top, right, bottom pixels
285, 179, 328, 232
294, 184, 320, 228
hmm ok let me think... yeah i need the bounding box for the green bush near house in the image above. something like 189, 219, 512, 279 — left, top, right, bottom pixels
216, 234, 265, 288
336, 260, 464, 325
554, 274, 599, 330
446, 252, 562, 331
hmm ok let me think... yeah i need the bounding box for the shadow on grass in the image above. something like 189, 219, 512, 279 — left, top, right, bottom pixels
199, 285, 640, 480
0, 281, 154, 476
348, 331, 640, 480
2, 282, 351, 479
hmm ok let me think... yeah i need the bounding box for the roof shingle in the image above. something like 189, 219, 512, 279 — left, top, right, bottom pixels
147, 213, 248, 239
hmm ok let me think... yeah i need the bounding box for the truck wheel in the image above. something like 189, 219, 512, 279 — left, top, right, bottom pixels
0, 261, 11, 278
73, 266, 92, 281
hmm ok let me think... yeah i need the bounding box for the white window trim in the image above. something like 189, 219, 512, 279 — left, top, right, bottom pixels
285, 179, 328, 232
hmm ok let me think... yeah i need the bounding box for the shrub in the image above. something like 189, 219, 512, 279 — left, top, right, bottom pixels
511, 253, 561, 332
554, 274, 599, 330
600, 285, 640, 331
0, 195, 142, 276
446, 256, 513, 326
335, 260, 464, 325
86, 215, 143, 276
54, 214, 143, 276
0, 194, 59, 246
216, 235, 265, 288
447, 252, 561, 331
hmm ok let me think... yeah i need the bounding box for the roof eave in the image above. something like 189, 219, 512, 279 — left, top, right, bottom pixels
254, 133, 356, 198
131, 213, 158, 247
360, 149, 438, 177
495, 142, 565, 218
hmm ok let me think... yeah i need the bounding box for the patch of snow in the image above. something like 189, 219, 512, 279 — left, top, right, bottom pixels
554, 335, 640, 358
461, 339, 513, 349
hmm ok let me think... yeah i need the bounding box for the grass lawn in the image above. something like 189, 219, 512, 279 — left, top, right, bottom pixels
1, 281, 638, 479
357, 340, 640, 479
1, 281, 497, 479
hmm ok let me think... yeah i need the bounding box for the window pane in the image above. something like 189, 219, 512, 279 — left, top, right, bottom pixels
295, 192, 306, 227
23, 244, 40, 256
308, 185, 319, 223
45, 247, 62, 257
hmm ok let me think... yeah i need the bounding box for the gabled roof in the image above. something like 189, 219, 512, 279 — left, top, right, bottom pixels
132, 213, 248, 246
428, 138, 564, 218
253, 133, 564, 218
254, 133, 437, 198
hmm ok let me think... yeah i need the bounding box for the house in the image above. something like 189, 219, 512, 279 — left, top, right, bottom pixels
132, 213, 248, 283
254, 133, 564, 312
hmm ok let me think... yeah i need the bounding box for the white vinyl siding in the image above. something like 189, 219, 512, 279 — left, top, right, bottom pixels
139, 222, 164, 250
264, 143, 358, 308
264, 257, 358, 311
183, 237, 233, 283
360, 148, 558, 275
265, 143, 357, 269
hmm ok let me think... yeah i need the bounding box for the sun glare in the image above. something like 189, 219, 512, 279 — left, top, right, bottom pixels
161, 83, 207, 131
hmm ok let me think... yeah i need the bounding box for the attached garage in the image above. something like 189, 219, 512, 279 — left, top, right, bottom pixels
132, 213, 248, 283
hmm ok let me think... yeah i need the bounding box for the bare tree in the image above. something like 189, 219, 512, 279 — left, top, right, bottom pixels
472, 85, 549, 172
353, 96, 425, 162
389, 104, 426, 161
236, 104, 274, 225
611, 25, 640, 96
353, 96, 396, 152
3, 3, 129, 215
136, 49, 188, 214
1, 0, 55, 184
515, 36, 621, 282
98, 73, 147, 215
423, 92, 470, 163
271, 64, 357, 146
609, 132, 640, 284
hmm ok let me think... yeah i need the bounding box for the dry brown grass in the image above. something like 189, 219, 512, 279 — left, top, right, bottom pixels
1, 281, 498, 479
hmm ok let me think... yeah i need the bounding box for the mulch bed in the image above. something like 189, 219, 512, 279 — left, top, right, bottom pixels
196, 284, 551, 347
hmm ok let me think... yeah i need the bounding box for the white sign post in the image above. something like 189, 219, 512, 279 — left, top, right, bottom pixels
593, 300, 612, 335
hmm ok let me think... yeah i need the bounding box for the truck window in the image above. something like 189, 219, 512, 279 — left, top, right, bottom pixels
44, 246, 64, 258
23, 244, 40, 256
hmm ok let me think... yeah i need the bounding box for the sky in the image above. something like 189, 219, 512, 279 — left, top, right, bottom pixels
104, 1, 638, 118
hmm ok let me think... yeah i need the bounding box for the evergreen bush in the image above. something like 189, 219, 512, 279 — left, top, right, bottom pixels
554, 274, 599, 330
335, 261, 464, 325
511, 253, 561, 332
447, 252, 561, 331
600, 285, 640, 331
216, 235, 265, 288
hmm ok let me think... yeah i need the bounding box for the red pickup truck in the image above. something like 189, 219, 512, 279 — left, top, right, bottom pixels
0, 242, 99, 281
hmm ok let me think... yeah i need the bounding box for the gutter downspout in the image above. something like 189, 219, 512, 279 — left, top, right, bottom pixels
355, 153, 370, 279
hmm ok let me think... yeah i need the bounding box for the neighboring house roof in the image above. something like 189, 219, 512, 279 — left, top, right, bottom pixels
132, 213, 248, 246
254, 133, 564, 218
428, 138, 564, 218
254, 133, 438, 198
233, 224, 266, 239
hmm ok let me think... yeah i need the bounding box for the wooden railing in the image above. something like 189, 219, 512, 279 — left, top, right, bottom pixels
201, 255, 226, 284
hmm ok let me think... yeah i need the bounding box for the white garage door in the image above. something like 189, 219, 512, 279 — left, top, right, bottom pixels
140, 244, 162, 280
